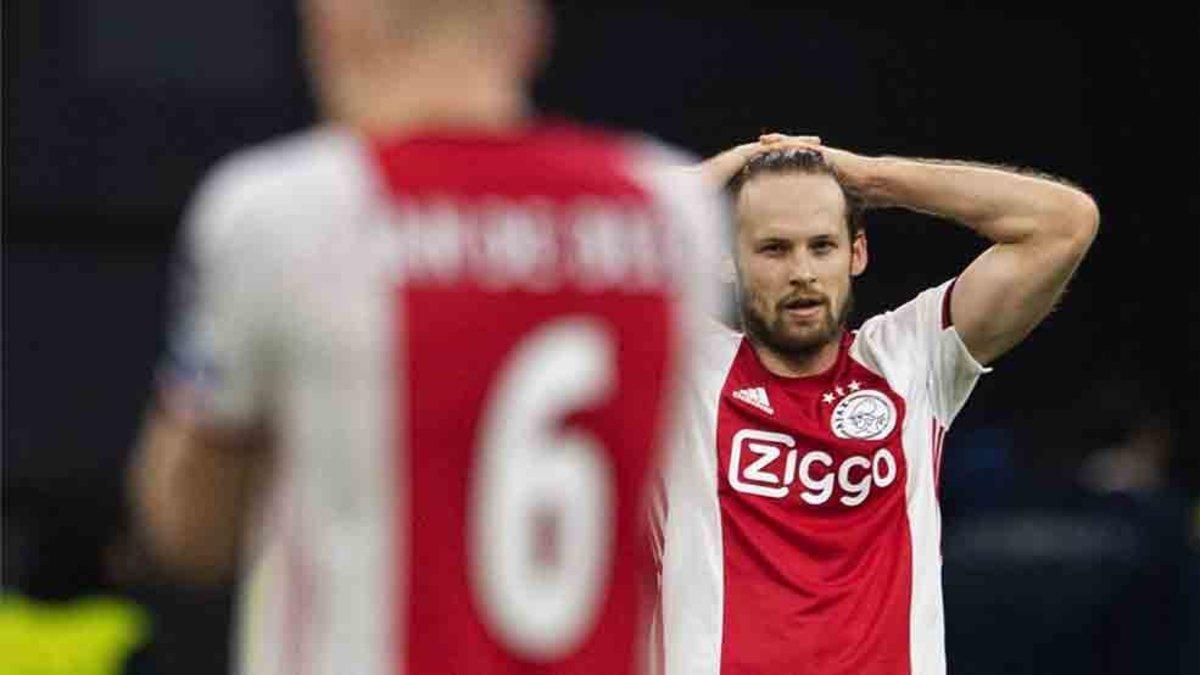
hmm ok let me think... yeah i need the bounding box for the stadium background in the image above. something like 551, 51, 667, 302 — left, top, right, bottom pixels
5, 2, 1199, 673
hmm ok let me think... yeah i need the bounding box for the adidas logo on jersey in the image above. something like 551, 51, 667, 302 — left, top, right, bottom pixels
732, 386, 774, 415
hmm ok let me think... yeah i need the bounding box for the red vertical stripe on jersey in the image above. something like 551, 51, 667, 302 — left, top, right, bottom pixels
375, 126, 679, 674
400, 288, 674, 674
717, 338, 913, 674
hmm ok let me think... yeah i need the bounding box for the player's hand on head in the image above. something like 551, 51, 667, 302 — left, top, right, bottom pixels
758, 133, 821, 148
760, 134, 880, 197
694, 133, 837, 189
696, 135, 819, 187
694, 140, 762, 187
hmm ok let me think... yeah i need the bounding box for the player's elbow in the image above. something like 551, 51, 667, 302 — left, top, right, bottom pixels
147, 527, 240, 586
130, 419, 245, 586
1069, 192, 1100, 243
1045, 190, 1099, 256
134, 489, 241, 586
1064, 191, 1099, 243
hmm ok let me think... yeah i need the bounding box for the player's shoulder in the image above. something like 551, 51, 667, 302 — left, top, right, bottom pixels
618, 132, 702, 171
856, 281, 953, 337
850, 280, 956, 376
616, 132, 706, 189
194, 126, 358, 211
595, 131, 719, 220
185, 126, 364, 248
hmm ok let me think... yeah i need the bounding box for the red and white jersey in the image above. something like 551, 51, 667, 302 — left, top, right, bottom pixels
164, 123, 726, 675
658, 281, 989, 675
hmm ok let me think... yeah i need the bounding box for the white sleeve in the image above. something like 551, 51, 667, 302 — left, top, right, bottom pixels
160, 158, 280, 428
852, 279, 991, 426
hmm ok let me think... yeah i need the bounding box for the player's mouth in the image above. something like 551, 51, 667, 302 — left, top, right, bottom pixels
779, 295, 826, 321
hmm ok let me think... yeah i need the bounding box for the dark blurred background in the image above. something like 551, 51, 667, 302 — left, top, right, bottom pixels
5, 2, 1199, 673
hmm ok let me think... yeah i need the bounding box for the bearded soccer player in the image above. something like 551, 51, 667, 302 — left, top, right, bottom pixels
128, 1, 726, 673
656, 136, 1098, 674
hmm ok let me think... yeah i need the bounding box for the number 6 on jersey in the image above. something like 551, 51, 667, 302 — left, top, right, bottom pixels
471, 318, 615, 659
403, 281, 677, 674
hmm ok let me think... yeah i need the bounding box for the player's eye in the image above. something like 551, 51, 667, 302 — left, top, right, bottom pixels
811, 240, 836, 255
758, 241, 788, 255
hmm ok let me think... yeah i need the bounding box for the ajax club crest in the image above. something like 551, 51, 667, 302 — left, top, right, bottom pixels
830, 389, 897, 440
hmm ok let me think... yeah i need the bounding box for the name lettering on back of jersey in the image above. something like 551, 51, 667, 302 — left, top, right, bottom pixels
373, 198, 672, 291
728, 429, 898, 507
731, 386, 774, 415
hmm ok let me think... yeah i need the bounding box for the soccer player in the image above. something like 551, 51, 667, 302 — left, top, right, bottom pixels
657, 135, 1098, 674
129, 1, 725, 673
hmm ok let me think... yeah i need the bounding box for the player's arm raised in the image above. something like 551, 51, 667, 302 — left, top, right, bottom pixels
762, 133, 1099, 365
691, 136, 821, 188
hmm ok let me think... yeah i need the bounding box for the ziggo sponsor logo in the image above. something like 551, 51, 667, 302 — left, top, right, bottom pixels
727, 429, 897, 507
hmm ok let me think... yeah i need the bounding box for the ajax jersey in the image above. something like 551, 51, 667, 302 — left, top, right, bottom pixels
657, 281, 989, 675
167, 124, 726, 675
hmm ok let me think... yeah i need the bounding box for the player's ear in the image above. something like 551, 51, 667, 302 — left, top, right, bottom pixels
850, 230, 868, 277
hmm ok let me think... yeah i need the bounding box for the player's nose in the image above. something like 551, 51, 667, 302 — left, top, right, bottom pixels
786, 252, 818, 285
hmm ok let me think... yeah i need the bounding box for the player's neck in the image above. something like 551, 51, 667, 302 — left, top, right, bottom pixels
326, 60, 530, 136
750, 333, 843, 379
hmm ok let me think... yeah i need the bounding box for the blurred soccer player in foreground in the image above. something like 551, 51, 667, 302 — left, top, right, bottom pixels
655, 135, 1098, 674
129, 1, 725, 673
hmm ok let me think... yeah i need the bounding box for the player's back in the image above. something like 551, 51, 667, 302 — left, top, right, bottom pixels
198, 123, 722, 675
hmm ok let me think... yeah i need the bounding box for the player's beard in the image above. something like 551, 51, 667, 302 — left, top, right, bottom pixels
739, 283, 853, 362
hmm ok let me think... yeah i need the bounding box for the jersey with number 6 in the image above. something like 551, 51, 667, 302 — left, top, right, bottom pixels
165, 124, 725, 675
657, 281, 989, 675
